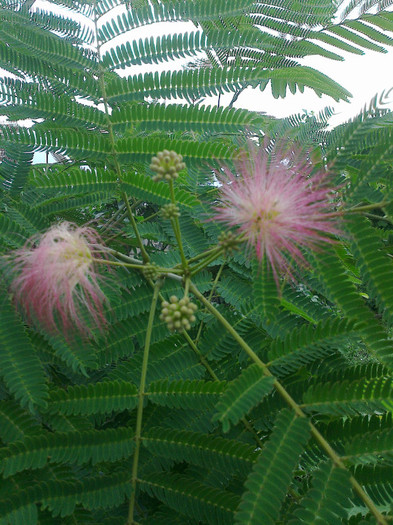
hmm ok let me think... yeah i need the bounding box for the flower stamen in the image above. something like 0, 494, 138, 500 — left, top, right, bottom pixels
4, 222, 110, 339
213, 142, 340, 285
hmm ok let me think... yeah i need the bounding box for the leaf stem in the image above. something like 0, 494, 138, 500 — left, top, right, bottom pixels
329, 200, 392, 218
92, 258, 142, 270
92, 8, 149, 265
169, 180, 187, 269
93, 257, 184, 276
346, 200, 390, 213
127, 281, 161, 525
195, 261, 226, 345
105, 249, 143, 265
182, 331, 218, 379
187, 245, 222, 265
122, 192, 150, 263
190, 249, 224, 276
136, 270, 265, 449
363, 212, 393, 224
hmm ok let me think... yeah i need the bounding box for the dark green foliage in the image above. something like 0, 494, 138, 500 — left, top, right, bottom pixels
147, 379, 226, 409
213, 365, 275, 432
235, 410, 310, 525
107, 66, 351, 104
0, 292, 48, 411
45, 380, 139, 415
252, 258, 281, 331
345, 217, 393, 326
142, 427, 257, 476
0, 144, 34, 194
0, 400, 41, 443
139, 472, 240, 525
0, 427, 135, 476
303, 376, 393, 416
0, 472, 131, 524
110, 102, 266, 134
289, 461, 352, 523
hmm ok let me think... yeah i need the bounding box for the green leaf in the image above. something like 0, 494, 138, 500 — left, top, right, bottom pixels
303, 376, 393, 416
268, 317, 360, 377
121, 171, 200, 208
46, 380, 138, 416
0, 213, 32, 249
111, 102, 265, 133
289, 461, 351, 524
107, 66, 350, 105
0, 92, 106, 128
345, 217, 393, 326
147, 379, 227, 409
0, 292, 48, 411
143, 427, 257, 476
29, 167, 118, 195
343, 426, 393, 464
38, 333, 97, 376
252, 258, 280, 331
98, 0, 255, 43
235, 409, 310, 525
115, 136, 237, 162
328, 25, 387, 53
313, 247, 371, 322
0, 400, 41, 443
213, 365, 275, 432
139, 472, 240, 525
0, 144, 34, 195
0, 427, 135, 477
0, 471, 131, 523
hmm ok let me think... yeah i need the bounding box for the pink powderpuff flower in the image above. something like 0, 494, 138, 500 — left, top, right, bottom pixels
6, 222, 110, 339
214, 143, 340, 284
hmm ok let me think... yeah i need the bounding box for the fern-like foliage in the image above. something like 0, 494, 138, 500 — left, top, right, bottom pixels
0, 0, 392, 523
213, 365, 275, 432
289, 460, 352, 523
235, 410, 311, 525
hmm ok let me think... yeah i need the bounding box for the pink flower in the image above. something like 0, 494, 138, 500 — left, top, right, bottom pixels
7, 222, 109, 338
214, 143, 339, 284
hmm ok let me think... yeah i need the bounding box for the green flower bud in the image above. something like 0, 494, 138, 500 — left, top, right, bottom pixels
218, 231, 241, 255
159, 294, 198, 333
150, 150, 186, 182
142, 262, 160, 280
161, 204, 181, 220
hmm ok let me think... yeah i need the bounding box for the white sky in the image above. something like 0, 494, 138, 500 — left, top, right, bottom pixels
229, 47, 393, 126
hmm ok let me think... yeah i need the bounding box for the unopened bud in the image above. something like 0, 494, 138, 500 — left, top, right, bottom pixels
161, 204, 181, 220
159, 294, 198, 332
142, 262, 159, 281
218, 231, 241, 255
150, 150, 186, 182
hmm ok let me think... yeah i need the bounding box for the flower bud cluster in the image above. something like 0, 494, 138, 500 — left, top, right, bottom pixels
218, 231, 240, 255
150, 150, 186, 182
161, 203, 181, 219
160, 295, 198, 332
142, 263, 160, 281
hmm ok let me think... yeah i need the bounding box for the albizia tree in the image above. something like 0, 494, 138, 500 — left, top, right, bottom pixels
1, 0, 393, 524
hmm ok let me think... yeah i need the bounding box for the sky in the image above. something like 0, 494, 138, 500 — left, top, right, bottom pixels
229, 46, 393, 126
